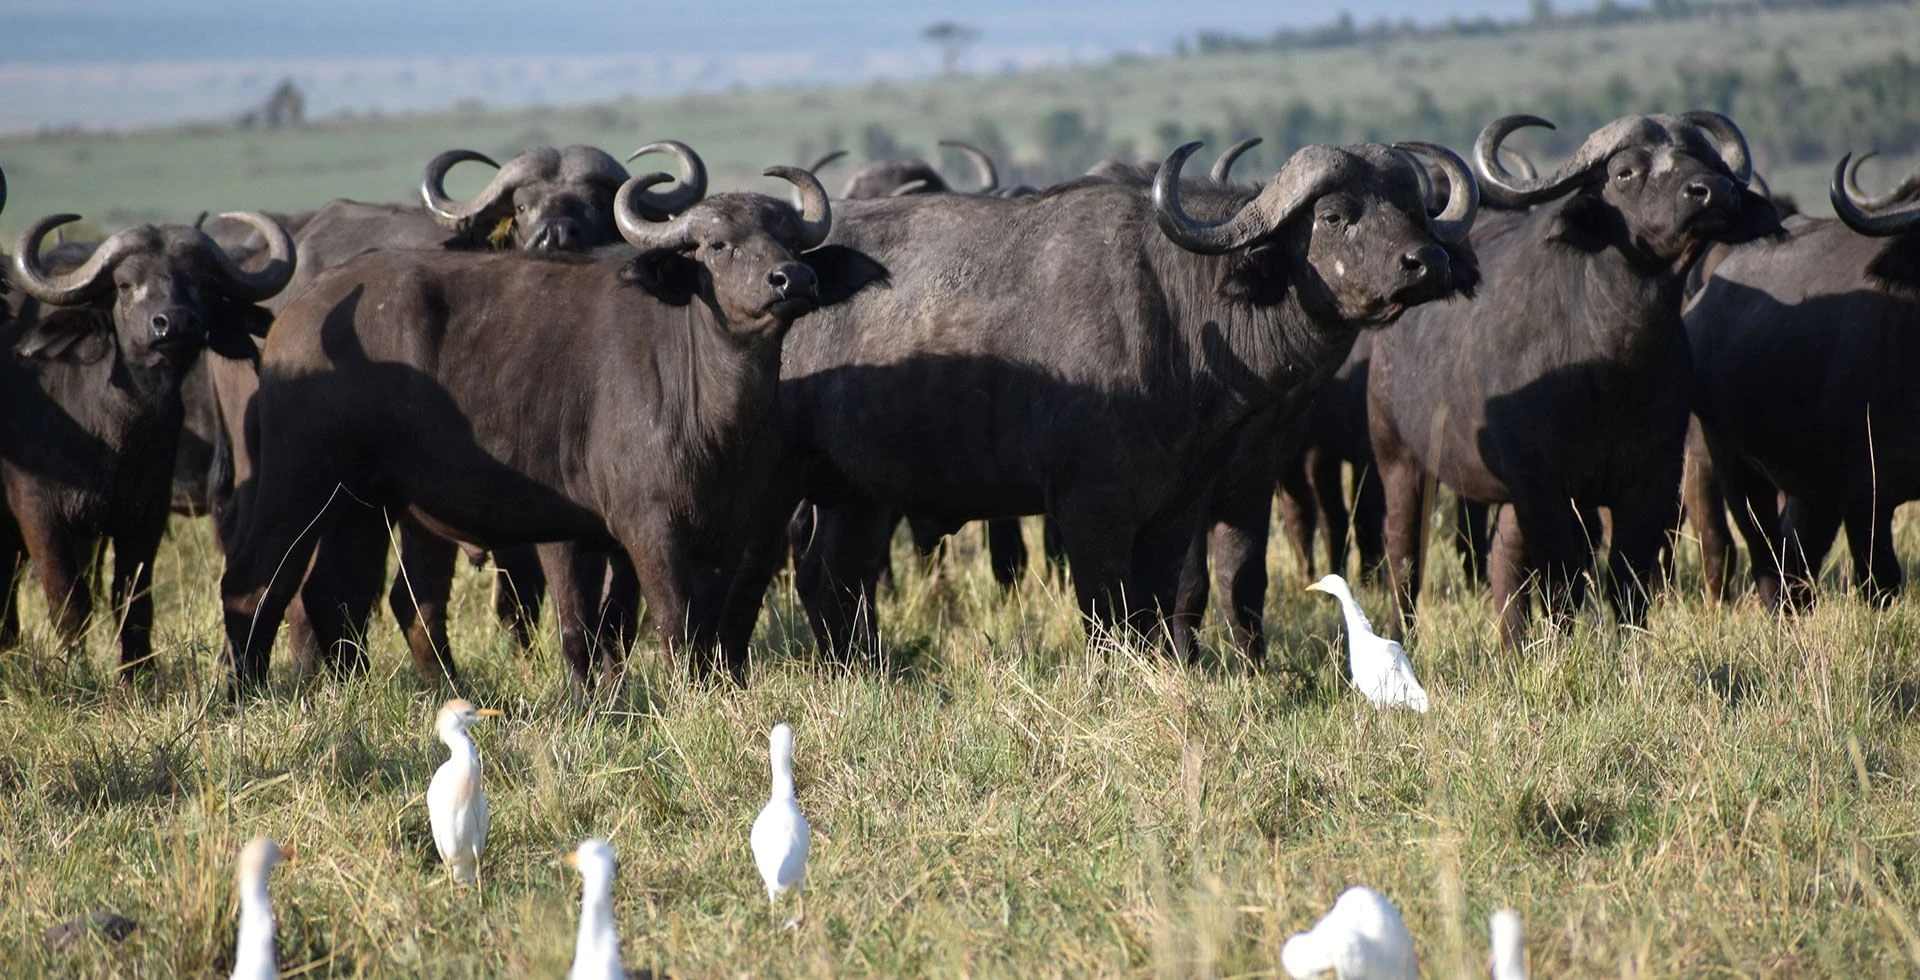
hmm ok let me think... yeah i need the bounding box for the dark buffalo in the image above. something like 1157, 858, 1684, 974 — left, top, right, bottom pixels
1367, 113, 1782, 647
209, 143, 707, 682
1, 209, 294, 673
217, 167, 883, 691
1684, 156, 1920, 608
720, 139, 1480, 670
812, 140, 1001, 200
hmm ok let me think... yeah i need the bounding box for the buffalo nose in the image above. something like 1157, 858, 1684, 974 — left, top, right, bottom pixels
768, 263, 818, 299
150, 310, 196, 340
1683, 180, 1716, 207
531, 219, 577, 251
1400, 244, 1447, 283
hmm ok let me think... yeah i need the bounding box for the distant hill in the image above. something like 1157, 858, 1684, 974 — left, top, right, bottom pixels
0, 1, 1914, 233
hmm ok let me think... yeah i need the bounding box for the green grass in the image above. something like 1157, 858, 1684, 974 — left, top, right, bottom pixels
1, 2, 1916, 238
3, 506, 1919, 976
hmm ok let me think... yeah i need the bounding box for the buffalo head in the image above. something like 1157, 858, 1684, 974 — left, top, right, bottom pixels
11, 212, 294, 371
1476, 113, 1781, 266
421, 142, 707, 252
818, 140, 1000, 200
616, 161, 884, 339
1155, 140, 1480, 326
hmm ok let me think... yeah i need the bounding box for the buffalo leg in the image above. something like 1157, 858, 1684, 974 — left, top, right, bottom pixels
1455, 498, 1492, 587
1041, 516, 1068, 575
1844, 494, 1903, 606
1529, 502, 1590, 638
1352, 465, 1388, 583
297, 505, 390, 679
545, 542, 615, 691
796, 497, 893, 663
719, 473, 812, 677
1129, 496, 1211, 661
1308, 449, 1349, 577
108, 523, 167, 677
599, 552, 642, 667
1606, 495, 1673, 629
1682, 424, 1736, 603
1277, 454, 1319, 578
1713, 440, 1787, 609
986, 519, 1028, 590
1371, 435, 1428, 642
1487, 504, 1531, 645
387, 517, 458, 681
1055, 494, 1138, 643
220, 474, 338, 692
1781, 497, 1844, 612
491, 545, 547, 650
1207, 492, 1273, 665
18, 512, 92, 653
0, 520, 23, 648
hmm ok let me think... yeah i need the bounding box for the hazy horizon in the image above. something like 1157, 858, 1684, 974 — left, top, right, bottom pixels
1, 1, 1541, 133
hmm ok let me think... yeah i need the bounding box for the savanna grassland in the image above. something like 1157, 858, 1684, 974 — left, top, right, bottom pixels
2, 505, 1919, 977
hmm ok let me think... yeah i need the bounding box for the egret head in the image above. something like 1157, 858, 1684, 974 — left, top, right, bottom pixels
435, 698, 502, 739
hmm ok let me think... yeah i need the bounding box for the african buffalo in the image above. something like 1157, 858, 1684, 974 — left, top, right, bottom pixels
217, 166, 883, 691
812, 140, 1001, 200
1684, 155, 1920, 608
1, 209, 294, 674
210, 142, 707, 682
1367, 113, 1782, 647
719, 138, 1480, 670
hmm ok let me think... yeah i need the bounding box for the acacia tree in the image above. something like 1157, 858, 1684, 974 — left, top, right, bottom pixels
923, 22, 980, 75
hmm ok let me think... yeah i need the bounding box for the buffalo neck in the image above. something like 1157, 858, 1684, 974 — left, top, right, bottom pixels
640, 293, 783, 470
1140, 225, 1356, 447
1527, 203, 1693, 371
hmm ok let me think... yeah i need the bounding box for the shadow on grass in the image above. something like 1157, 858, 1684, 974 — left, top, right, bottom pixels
1515, 787, 1619, 850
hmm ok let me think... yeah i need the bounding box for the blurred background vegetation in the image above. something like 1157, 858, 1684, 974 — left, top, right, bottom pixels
0, 0, 1915, 235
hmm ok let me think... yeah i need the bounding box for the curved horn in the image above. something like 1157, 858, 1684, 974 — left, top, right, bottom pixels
766, 165, 832, 249
624, 140, 708, 219
1831, 153, 1920, 238
1391, 147, 1435, 216
1394, 141, 1478, 244
204, 211, 296, 301
807, 149, 848, 175
1842, 150, 1920, 211
889, 179, 932, 197
1498, 146, 1539, 181
12, 215, 134, 306
1681, 110, 1753, 185
0, 166, 6, 218
614, 173, 696, 251
938, 139, 999, 192
419, 148, 519, 233
1155, 142, 1334, 255
1210, 137, 1263, 184
1747, 170, 1772, 202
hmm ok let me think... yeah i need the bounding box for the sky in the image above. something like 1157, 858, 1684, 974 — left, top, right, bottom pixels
0, 1, 1539, 132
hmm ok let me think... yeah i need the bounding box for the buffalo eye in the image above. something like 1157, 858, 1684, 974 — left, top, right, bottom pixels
117, 281, 132, 293
1318, 211, 1344, 227
1613, 167, 1638, 182
709, 241, 727, 252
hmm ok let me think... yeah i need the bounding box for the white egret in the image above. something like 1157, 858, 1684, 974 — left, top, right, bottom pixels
750, 722, 810, 924
1282, 885, 1418, 980
428, 698, 502, 885
231, 835, 292, 980
1491, 908, 1528, 980
1305, 574, 1430, 712
565, 838, 624, 980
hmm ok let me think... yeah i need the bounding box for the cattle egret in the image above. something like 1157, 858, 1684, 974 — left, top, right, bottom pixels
1306, 574, 1430, 712
428, 698, 502, 884
750, 722, 810, 923
1491, 908, 1528, 980
1281, 885, 1418, 980
231, 835, 291, 980
565, 838, 624, 980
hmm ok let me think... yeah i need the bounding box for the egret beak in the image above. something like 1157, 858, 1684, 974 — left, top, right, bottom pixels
475, 708, 503, 719
1304, 583, 1323, 594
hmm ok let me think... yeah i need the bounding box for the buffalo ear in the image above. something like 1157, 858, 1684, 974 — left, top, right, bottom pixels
622, 249, 698, 306
208, 301, 273, 359
1545, 190, 1615, 252
1215, 245, 1287, 306
16, 308, 114, 364
1716, 187, 1789, 245
1442, 239, 1480, 299
1865, 231, 1920, 294
802, 246, 888, 307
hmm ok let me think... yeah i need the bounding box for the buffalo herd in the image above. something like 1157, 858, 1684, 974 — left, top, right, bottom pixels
1, 110, 1917, 696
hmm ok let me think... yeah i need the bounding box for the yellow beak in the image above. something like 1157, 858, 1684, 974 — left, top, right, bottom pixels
563, 851, 580, 870
475, 708, 504, 719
